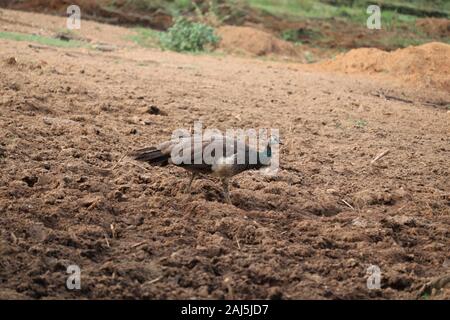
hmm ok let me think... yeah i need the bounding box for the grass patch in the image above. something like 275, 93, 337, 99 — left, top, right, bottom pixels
128, 27, 162, 48
247, 0, 449, 17
303, 51, 316, 63
281, 29, 300, 42
248, 0, 449, 52
109, 0, 194, 15
0, 31, 86, 48
281, 27, 323, 44
420, 292, 430, 300
246, 0, 341, 19
354, 119, 368, 128
246, 0, 449, 26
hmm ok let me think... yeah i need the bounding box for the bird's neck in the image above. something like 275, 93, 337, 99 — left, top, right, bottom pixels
257, 144, 272, 166
265, 144, 272, 158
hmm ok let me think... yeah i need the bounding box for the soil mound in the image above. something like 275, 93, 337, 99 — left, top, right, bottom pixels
216, 25, 299, 57
318, 42, 450, 92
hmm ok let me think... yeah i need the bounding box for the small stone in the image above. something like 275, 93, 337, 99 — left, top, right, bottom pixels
6, 57, 17, 65
392, 215, 415, 226
326, 188, 338, 195
8, 82, 20, 91
80, 196, 100, 208
22, 175, 38, 187
109, 190, 127, 202
346, 258, 358, 267
93, 44, 116, 52
146, 105, 167, 116
268, 287, 283, 300
352, 217, 368, 227
62, 176, 72, 185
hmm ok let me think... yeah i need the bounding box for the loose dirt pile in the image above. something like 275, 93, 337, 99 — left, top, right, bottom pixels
318, 42, 450, 92
217, 26, 300, 58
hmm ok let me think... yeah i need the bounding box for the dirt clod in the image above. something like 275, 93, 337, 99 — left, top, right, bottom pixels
217, 26, 299, 57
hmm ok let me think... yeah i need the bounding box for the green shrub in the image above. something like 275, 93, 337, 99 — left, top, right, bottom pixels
281, 29, 299, 42
159, 17, 219, 52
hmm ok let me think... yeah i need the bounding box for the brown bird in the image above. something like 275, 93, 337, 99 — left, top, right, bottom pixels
131, 133, 281, 204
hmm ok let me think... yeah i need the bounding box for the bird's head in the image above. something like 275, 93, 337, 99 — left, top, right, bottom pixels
260, 135, 282, 160
267, 135, 283, 147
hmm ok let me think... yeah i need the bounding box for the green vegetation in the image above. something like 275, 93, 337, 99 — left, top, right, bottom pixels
246, 0, 450, 20
129, 18, 221, 53
159, 17, 219, 52
420, 292, 430, 300
246, 0, 340, 18
128, 27, 162, 48
0, 31, 86, 48
281, 27, 323, 44
112, 0, 194, 15
303, 51, 316, 63
104, 1, 450, 53
8, 1, 443, 56
354, 119, 368, 128
281, 29, 299, 42
248, 0, 450, 51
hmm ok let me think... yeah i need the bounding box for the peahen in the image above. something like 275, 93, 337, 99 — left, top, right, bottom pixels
131, 133, 281, 204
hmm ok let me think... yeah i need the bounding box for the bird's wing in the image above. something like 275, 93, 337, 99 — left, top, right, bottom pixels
149, 133, 259, 163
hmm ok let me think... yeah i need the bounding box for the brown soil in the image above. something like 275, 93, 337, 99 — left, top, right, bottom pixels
217, 25, 300, 58
0, 7, 135, 47
416, 18, 450, 38
0, 9, 450, 300
0, 0, 173, 29
317, 42, 450, 92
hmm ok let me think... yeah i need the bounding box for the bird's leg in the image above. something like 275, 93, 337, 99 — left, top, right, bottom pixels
221, 178, 231, 204
186, 172, 197, 193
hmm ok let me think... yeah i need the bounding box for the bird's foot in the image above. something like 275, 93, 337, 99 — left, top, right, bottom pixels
185, 173, 197, 194
223, 190, 232, 205
221, 178, 232, 205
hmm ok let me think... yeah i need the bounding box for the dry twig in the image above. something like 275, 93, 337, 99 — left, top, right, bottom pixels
371, 149, 390, 164
341, 199, 355, 210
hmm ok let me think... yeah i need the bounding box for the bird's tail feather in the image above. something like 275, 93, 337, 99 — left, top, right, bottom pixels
131, 147, 169, 166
